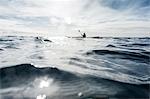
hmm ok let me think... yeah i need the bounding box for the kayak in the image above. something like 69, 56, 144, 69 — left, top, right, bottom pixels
66, 36, 103, 39
67, 36, 84, 38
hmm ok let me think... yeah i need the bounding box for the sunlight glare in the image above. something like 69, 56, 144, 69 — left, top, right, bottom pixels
39, 80, 50, 88
36, 94, 47, 99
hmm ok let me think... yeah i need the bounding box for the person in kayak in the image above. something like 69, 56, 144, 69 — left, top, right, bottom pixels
81, 33, 86, 38
78, 30, 86, 38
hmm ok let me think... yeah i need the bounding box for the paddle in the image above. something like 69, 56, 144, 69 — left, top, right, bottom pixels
78, 30, 83, 37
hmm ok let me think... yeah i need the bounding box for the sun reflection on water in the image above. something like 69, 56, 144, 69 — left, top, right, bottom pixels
26, 77, 59, 99
39, 80, 50, 88
36, 94, 46, 99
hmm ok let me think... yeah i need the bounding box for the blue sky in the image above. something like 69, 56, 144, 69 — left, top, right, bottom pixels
0, 0, 150, 37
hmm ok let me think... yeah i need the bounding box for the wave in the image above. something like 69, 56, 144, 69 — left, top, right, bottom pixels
106, 44, 116, 47
0, 64, 78, 88
120, 43, 150, 47
3, 45, 19, 49
139, 37, 150, 39
0, 64, 149, 99
0, 39, 13, 42
0, 63, 77, 79
142, 51, 150, 55
0, 48, 3, 51
1, 63, 149, 86
86, 49, 149, 63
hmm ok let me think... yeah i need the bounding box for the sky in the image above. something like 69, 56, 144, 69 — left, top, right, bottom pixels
0, 0, 150, 37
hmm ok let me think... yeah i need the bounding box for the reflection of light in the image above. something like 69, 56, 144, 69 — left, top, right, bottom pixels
78, 92, 83, 97
39, 80, 49, 88
36, 94, 46, 99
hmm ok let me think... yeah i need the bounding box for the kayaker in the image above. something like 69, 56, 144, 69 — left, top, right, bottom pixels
78, 30, 86, 38
81, 33, 86, 38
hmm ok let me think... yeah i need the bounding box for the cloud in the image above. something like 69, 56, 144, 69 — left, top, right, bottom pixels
0, 0, 149, 37
99, 0, 150, 10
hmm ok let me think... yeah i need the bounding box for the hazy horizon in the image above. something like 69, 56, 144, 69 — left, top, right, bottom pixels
0, 0, 150, 37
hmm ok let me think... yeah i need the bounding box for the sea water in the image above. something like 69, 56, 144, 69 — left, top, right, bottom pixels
0, 36, 149, 99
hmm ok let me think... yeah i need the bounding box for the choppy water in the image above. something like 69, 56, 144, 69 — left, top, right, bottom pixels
0, 36, 149, 99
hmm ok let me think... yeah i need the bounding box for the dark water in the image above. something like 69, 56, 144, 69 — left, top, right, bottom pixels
0, 36, 149, 99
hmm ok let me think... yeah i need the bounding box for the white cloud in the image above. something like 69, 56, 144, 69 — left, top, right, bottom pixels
0, 0, 149, 37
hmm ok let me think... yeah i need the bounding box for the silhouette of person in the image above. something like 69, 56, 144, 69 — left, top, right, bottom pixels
82, 33, 86, 38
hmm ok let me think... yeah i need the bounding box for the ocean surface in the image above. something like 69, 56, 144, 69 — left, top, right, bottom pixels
0, 36, 149, 99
